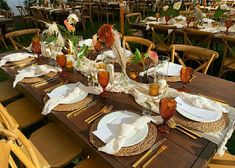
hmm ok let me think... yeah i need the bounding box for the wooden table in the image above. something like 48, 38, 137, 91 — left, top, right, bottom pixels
1, 51, 235, 168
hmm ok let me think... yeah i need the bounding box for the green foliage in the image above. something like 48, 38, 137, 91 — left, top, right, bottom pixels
0, 0, 10, 10
131, 48, 148, 72
44, 32, 58, 44
214, 7, 225, 20
77, 44, 88, 66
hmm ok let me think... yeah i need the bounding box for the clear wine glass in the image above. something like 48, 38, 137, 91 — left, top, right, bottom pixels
157, 98, 177, 133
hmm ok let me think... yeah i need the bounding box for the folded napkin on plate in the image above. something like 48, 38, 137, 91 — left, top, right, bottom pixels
0, 52, 36, 67
78, 39, 92, 47
97, 115, 163, 154
96, 49, 132, 61
13, 65, 60, 87
180, 92, 228, 113
42, 82, 102, 115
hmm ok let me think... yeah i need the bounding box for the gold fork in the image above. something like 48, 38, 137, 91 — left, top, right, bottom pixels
85, 105, 113, 124
167, 120, 197, 140
169, 119, 202, 138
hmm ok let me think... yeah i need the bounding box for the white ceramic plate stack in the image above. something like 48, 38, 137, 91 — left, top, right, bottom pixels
175, 97, 223, 123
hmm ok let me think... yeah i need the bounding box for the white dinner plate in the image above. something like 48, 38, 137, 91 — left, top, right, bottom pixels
96, 111, 149, 147
2, 52, 35, 62
48, 83, 88, 104
96, 49, 132, 60
140, 62, 182, 77
175, 97, 222, 123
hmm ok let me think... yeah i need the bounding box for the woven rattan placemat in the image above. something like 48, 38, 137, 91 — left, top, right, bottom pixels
20, 72, 58, 84
89, 119, 157, 156
4, 57, 35, 66
53, 95, 93, 112
173, 112, 229, 133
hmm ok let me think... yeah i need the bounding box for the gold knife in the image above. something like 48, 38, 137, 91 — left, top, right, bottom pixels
66, 100, 98, 118
142, 145, 168, 168
132, 138, 166, 168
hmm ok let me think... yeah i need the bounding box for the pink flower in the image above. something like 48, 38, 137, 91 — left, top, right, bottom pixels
148, 51, 158, 62
64, 19, 75, 32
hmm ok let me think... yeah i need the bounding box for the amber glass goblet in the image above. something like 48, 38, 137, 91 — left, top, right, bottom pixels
97, 70, 110, 98
225, 19, 233, 34
31, 37, 41, 61
186, 16, 192, 28
178, 67, 193, 92
165, 16, 171, 25
157, 98, 177, 133
56, 54, 67, 79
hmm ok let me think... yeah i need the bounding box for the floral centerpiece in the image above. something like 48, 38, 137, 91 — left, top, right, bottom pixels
130, 49, 158, 83
92, 24, 127, 75
161, 2, 182, 24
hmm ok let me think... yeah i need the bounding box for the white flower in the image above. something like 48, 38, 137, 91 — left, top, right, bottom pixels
163, 5, 169, 12
220, 3, 229, 10
67, 14, 79, 24
173, 2, 182, 10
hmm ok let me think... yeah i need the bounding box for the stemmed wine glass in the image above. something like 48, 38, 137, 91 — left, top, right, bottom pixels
97, 70, 110, 98
225, 19, 233, 34
178, 66, 193, 92
31, 37, 42, 62
56, 54, 67, 79
157, 98, 177, 133
186, 16, 192, 28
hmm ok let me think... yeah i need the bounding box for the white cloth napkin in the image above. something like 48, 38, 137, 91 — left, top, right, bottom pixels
42, 82, 102, 115
179, 92, 228, 113
0, 52, 36, 67
78, 39, 92, 47
97, 115, 163, 154
13, 65, 60, 87
96, 49, 132, 61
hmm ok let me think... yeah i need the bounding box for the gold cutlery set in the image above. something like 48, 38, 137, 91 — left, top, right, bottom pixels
167, 119, 202, 139
85, 105, 113, 124
132, 138, 167, 168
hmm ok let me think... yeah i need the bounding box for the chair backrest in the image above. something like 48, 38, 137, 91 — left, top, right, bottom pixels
122, 36, 154, 53
16, 6, 27, 16
151, 24, 177, 55
219, 35, 235, 77
125, 12, 141, 25
5, 28, 41, 51
179, 10, 194, 16
0, 104, 41, 168
171, 44, 219, 74
183, 28, 214, 49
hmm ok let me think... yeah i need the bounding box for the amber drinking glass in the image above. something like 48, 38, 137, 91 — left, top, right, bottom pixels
56, 54, 67, 78
165, 16, 171, 25
31, 37, 41, 61
225, 19, 233, 33
157, 98, 177, 133
186, 16, 192, 28
178, 67, 193, 92
98, 70, 110, 98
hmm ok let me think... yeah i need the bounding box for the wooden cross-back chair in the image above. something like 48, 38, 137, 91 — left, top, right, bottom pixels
122, 36, 154, 54
218, 35, 235, 78
0, 103, 83, 168
151, 24, 177, 56
99, 2, 115, 23
16, 6, 31, 27
81, 3, 93, 31
171, 44, 219, 74
182, 28, 214, 66
0, 28, 7, 49
5, 28, 40, 51
125, 12, 143, 37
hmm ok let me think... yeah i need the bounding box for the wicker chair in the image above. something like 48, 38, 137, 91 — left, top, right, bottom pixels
0, 103, 83, 168
171, 44, 219, 74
